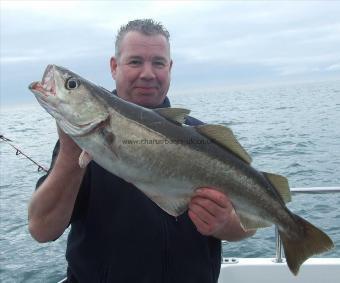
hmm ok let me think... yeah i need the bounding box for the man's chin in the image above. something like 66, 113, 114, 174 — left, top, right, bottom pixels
132, 94, 164, 108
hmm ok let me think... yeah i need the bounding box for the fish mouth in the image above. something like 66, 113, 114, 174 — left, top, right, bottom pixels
29, 64, 56, 98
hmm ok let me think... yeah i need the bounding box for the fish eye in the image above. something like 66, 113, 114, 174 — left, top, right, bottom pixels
65, 78, 80, 90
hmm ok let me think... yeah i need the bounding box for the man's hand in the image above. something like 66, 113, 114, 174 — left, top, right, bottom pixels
57, 126, 81, 159
56, 125, 88, 171
188, 188, 256, 241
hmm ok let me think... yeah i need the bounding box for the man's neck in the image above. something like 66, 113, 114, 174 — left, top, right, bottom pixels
112, 90, 171, 108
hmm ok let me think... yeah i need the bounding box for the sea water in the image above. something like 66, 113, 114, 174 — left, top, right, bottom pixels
1, 80, 339, 282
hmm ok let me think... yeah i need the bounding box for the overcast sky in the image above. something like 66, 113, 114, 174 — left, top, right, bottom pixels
1, 0, 340, 105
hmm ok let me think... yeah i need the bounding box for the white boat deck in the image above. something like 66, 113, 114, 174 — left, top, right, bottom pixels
218, 258, 340, 283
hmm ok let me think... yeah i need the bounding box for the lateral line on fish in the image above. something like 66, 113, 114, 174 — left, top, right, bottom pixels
109, 109, 172, 143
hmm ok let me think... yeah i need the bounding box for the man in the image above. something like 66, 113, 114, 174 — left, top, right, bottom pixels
28, 19, 255, 283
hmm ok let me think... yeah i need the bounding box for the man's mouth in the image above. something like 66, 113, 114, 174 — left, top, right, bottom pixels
135, 86, 157, 89
134, 86, 159, 92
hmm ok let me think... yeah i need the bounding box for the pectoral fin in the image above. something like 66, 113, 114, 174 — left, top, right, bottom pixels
58, 115, 109, 137
79, 150, 92, 168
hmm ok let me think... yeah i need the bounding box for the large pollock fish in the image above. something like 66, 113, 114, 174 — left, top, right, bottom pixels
29, 65, 333, 275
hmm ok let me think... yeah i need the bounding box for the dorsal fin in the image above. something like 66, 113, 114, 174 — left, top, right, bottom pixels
154, 107, 190, 125
263, 172, 291, 203
195, 124, 252, 164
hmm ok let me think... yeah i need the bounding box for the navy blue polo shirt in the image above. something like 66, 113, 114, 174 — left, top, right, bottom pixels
38, 95, 221, 283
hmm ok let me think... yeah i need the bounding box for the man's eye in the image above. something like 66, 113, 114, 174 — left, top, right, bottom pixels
129, 60, 142, 66
153, 61, 166, 68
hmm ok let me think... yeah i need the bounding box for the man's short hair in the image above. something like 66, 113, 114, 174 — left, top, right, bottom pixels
115, 19, 170, 58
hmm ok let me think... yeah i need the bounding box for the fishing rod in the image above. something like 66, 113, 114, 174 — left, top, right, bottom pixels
0, 134, 49, 173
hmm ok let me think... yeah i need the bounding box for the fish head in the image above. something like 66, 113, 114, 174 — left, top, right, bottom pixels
29, 65, 109, 136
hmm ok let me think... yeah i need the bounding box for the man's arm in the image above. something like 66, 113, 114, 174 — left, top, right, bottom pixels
188, 188, 256, 241
28, 128, 86, 243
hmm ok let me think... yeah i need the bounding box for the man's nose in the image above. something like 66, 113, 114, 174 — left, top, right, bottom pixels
140, 63, 156, 80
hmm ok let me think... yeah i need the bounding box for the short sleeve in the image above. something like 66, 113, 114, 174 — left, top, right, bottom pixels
35, 140, 60, 189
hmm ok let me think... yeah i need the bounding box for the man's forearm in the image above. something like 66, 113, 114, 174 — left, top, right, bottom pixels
28, 151, 86, 242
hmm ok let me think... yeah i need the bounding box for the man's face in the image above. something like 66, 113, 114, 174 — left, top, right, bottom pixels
110, 31, 172, 107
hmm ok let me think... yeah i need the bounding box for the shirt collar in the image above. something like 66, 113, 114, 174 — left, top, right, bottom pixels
112, 90, 171, 108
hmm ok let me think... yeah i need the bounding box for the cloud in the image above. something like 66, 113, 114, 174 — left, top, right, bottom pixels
0, 55, 40, 63
325, 63, 340, 72
1, 0, 340, 105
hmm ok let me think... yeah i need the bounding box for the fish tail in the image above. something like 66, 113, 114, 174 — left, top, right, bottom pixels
279, 214, 334, 275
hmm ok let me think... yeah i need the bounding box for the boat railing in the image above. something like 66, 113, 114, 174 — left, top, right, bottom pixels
223, 186, 340, 264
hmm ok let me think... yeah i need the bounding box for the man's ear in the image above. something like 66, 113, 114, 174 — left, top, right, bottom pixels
110, 57, 118, 79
